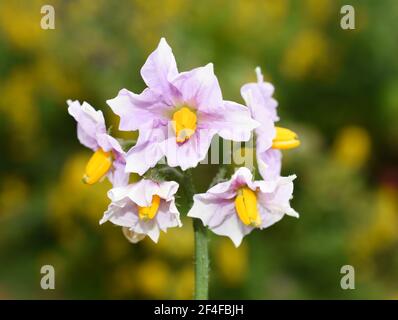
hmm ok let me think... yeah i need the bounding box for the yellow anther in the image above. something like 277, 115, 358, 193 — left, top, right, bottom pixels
172, 107, 197, 143
82, 148, 113, 185
272, 127, 300, 150
138, 195, 161, 220
234, 187, 262, 227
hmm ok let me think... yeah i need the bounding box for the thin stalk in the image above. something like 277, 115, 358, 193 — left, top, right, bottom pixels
184, 170, 209, 300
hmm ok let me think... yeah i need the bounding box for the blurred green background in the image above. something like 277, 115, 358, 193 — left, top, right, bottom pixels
1, 0, 398, 299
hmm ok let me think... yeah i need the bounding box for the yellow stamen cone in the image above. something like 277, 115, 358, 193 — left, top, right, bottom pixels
272, 127, 301, 150
234, 187, 262, 227
138, 195, 161, 220
172, 107, 197, 143
83, 149, 113, 185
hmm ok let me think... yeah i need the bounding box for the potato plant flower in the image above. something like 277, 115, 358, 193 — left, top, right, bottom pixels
107, 38, 258, 175
241, 67, 300, 180
68, 100, 128, 186
100, 179, 181, 243
67, 38, 300, 300
188, 167, 298, 247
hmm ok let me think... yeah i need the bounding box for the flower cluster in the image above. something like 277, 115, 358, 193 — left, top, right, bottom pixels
68, 38, 300, 246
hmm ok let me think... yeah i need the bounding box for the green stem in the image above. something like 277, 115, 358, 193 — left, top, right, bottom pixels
193, 218, 209, 299
184, 170, 209, 300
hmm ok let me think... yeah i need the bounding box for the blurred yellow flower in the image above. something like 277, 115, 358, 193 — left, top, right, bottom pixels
174, 266, 194, 299
130, 0, 185, 49
108, 262, 137, 298
215, 238, 248, 286
304, 0, 333, 26
103, 227, 133, 262
259, 0, 288, 23
0, 0, 56, 50
281, 30, 334, 80
49, 153, 110, 245
350, 187, 398, 274
0, 70, 40, 159
333, 126, 371, 170
0, 175, 28, 217
32, 56, 82, 98
136, 259, 171, 298
234, 0, 288, 32
144, 219, 194, 259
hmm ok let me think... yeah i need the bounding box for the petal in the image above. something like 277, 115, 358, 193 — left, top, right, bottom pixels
125, 142, 164, 175
119, 180, 156, 207
146, 224, 161, 243
140, 38, 179, 104
107, 88, 169, 131
163, 124, 216, 170
171, 63, 223, 113
255, 117, 276, 154
67, 100, 106, 150
211, 213, 253, 247
240, 68, 279, 123
229, 167, 257, 191
207, 101, 259, 142
107, 159, 129, 187
99, 202, 138, 227
257, 149, 282, 181
112, 179, 178, 208
139, 179, 177, 205
257, 204, 285, 229
76, 125, 98, 150
270, 175, 299, 218
188, 193, 253, 247
125, 125, 167, 175
257, 175, 299, 220
188, 193, 232, 226
107, 185, 134, 203
133, 219, 160, 243
156, 200, 182, 231
252, 179, 279, 194
156, 180, 179, 201
205, 167, 255, 198
102, 179, 181, 243
205, 180, 237, 200
206, 201, 236, 228
96, 133, 124, 154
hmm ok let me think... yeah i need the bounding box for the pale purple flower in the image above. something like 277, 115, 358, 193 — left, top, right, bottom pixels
100, 179, 182, 243
107, 38, 259, 175
67, 100, 128, 186
240, 67, 282, 180
188, 167, 298, 247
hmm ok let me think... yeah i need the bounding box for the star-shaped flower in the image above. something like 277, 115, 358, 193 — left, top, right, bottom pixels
107, 38, 258, 175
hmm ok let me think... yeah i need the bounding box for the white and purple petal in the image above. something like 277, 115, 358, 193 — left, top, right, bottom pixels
240, 67, 279, 123
257, 148, 282, 181
171, 63, 223, 113
205, 101, 259, 142
67, 100, 106, 150
107, 88, 170, 132
163, 124, 216, 170
100, 179, 181, 243
140, 37, 180, 105
125, 124, 167, 175
188, 167, 298, 247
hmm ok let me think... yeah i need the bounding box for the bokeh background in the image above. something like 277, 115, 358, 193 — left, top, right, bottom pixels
1, 0, 398, 299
